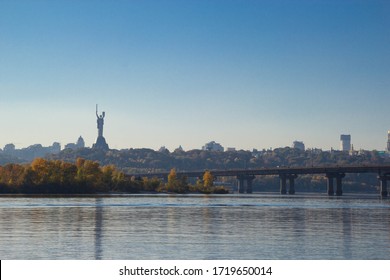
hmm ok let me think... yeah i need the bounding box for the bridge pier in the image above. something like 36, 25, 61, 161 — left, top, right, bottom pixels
237, 176, 245, 193
378, 175, 390, 197
279, 174, 298, 194
246, 175, 255, 193
288, 174, 298, 194
335, 174, 345, 196
280, 175, 287, 194
326, 174, 334, 195
237, 175, 255, 193
326, 173, 345, 196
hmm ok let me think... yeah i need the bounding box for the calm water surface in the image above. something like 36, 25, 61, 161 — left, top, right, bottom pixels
0, 194, 389, 259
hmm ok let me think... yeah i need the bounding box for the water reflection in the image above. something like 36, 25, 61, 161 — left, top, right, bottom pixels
94, 198, 103, 260
0, 195, 389, 259
342, 208, 352, 259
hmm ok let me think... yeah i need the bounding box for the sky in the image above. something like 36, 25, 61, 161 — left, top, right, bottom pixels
0, 0, 389, 151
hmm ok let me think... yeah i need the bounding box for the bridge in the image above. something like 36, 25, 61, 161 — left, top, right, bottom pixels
129, 165, 390, 197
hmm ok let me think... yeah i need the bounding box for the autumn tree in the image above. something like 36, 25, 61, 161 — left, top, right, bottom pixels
74, 158, 102, 190
203, 171, 213, 188
143, 176, 163, 192
0, 158, 145, 194
30, 158, 49, 185
198, 170, 214, 193
165, 168, 188, 193
101, 165, 116, 192
177, 175, 189, 193
166, 168, 178, 192
0, 163, 26, 192
59, 161, 77, 187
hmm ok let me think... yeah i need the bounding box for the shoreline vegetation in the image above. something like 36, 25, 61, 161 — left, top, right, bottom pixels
0, 158, 229, 195
0, 145, 388, 195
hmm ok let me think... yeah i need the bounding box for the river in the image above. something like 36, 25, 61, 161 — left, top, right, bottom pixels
0, 193, 389, 259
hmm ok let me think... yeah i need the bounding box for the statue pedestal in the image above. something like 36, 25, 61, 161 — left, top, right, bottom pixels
93, 136, 109, 150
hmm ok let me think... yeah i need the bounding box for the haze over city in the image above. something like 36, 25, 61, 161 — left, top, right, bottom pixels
1, 0, 389, 151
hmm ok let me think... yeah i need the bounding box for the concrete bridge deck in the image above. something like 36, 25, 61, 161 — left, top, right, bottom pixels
128, 165, 390, 197
131, 165, 390, 177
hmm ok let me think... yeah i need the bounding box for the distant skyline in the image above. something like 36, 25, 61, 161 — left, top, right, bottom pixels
1, 0, 389, 151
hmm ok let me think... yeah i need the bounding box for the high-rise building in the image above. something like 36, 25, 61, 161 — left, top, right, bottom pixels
340, 134, 351, 151
293, 141, 305, 151
387, 131, 390, 152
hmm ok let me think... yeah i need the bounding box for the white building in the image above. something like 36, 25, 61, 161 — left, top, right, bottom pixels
202, 141, 224, 152
293, 141, 305, 151
340, 134, 351, 151
76, 136, 85, 148
65, 136, 85, 150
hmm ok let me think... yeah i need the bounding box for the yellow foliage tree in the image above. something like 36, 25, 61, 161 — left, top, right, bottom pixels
30, 158, 49, 185
166, 168, 178, 192
203, 170, 214, 189
165, 168, 188, 193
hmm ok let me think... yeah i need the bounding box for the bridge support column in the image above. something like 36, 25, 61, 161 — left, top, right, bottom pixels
335, 173, 345, 196
326, 174, 334, 196
237, 175, 245, 193
280, 175, 287, 194
287, 174, 298, 194
237, 175, 255, 193
246, 175, 255, 194
280, 174, 297, 194
378, 175, 390, 197
326, 173, 345, 196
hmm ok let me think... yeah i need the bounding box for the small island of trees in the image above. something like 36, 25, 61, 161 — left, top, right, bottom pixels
0, 158, 228, 194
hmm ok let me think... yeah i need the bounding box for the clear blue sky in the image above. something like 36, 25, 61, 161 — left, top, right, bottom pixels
0, 0, 389, 151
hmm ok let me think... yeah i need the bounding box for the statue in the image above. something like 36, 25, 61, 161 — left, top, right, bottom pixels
93, 104, 109, 150
96, 105, 105, 138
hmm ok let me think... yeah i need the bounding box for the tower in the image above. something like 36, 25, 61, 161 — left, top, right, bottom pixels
92, 105, 109, 150
340, 134, 351, 152
387, 131, 390, 152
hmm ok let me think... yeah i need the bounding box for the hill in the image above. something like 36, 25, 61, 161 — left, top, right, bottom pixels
45, 147, 390, 193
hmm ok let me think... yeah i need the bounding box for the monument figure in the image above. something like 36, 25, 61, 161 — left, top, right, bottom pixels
93, 105, 109, 150
96, 107, 105, 138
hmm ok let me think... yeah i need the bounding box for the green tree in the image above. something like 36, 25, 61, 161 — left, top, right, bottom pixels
59, 161, 77, 187
75, 158, 103, 192
143, 177, 163, 192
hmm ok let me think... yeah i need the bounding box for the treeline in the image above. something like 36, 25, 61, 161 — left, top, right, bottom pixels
0, 158, 138, 194
159, 169, 228, 194
0, 158, 229, 194
42, 147, 389, 193
46, 147, 390, 174
1, 147, 388, 194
